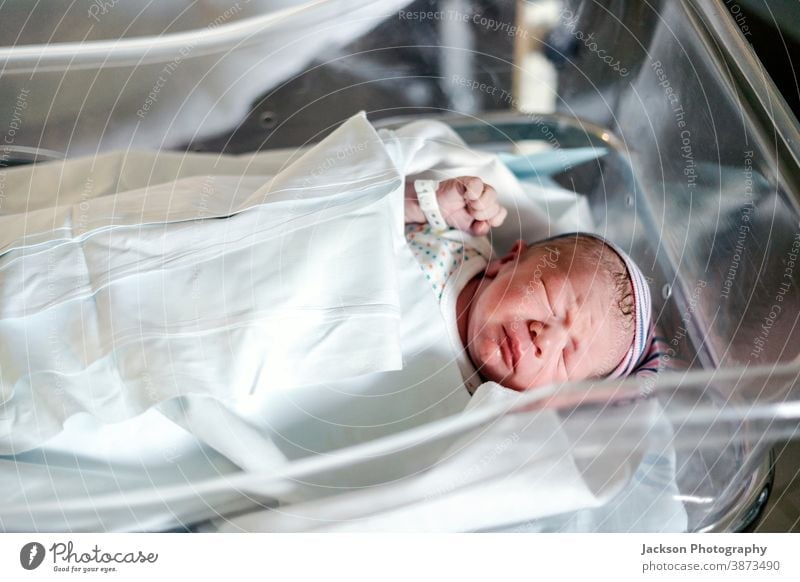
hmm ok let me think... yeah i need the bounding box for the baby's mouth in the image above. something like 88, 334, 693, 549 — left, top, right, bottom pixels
499, 326, 514, 370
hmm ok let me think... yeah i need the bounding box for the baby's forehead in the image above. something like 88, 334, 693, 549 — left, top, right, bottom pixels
524, 241, 620, 296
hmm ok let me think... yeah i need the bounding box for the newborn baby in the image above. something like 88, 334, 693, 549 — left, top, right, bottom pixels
404, 176, 652, 392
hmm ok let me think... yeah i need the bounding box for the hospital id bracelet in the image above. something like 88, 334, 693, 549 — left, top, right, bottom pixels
414, 179, 448, 234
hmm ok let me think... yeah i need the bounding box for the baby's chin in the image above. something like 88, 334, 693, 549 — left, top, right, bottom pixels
466, 330, 506, 381
482, 367, 555, 392
499, 372, 556, 392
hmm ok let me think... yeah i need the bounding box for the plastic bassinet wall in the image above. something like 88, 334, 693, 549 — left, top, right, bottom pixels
547, 0, 800, 530
0, 0, 412, 158
1, 0, 799, 533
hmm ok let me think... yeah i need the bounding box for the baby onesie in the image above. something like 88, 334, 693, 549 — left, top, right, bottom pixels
404, 222, 494, 394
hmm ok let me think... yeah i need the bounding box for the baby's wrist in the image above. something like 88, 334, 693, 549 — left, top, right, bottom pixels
413, 179, 449, 232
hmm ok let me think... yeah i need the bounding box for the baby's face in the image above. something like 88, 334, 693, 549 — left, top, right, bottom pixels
465, 239, 632, 391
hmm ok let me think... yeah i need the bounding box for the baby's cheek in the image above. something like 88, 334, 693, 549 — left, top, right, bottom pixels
505, 293, 535, 326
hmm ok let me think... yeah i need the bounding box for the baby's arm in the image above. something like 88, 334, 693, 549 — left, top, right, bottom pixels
403, 176, 508, 236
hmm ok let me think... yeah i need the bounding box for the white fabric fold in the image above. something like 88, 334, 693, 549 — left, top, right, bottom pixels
0, 111, 405, 454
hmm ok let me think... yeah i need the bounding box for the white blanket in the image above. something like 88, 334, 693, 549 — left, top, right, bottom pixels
0, 111, 410, 453
0, 111, 683, 532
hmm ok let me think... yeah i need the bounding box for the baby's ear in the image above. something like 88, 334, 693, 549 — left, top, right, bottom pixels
484, 239, 527, 278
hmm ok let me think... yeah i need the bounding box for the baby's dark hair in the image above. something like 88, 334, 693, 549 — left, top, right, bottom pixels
527, 233, 636, 330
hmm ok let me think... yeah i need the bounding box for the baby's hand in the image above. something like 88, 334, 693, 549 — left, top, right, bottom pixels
437, 176, 508, 236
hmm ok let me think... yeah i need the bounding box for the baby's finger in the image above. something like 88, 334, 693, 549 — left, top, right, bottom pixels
470, 220, 491, 236
451, 211, 475, 233
467, 184, 497, 212
468, 204, 501, 221
488, 206, 508, 227
459, 177, 484, 201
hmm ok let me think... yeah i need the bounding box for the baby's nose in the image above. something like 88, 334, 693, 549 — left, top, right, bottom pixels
529, 320, 568, 356
528, 321, 543, 357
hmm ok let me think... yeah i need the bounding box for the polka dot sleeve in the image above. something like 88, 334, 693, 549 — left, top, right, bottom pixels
404, 223, 489, 303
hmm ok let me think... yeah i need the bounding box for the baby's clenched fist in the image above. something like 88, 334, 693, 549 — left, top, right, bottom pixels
436, 176, 508, 236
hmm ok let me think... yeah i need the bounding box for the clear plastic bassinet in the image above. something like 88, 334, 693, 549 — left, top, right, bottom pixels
1, 0, 799, 532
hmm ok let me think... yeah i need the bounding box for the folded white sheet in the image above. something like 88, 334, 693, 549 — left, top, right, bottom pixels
0, 111, 408, 453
